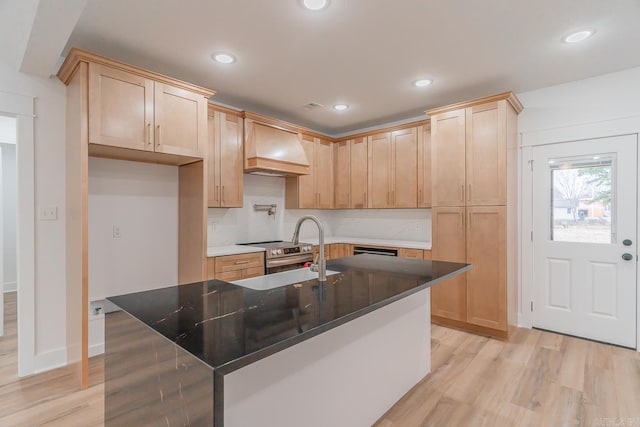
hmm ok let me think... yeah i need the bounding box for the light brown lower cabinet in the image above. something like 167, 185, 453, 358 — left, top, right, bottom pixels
431, 205, 509, 338
397, 248, 423, 259
313, 243, 351, 260
206, 252, 265, 281
465, 206, 506, 331
431, 207, 467, 322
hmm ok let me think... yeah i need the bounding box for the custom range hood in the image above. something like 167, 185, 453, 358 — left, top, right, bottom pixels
244, 113, 310, 176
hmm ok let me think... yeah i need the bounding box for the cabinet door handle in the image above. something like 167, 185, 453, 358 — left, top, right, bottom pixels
147, 123, 152, 145
392, 191, 395, 205
387, 191, 390, 204
460, 184, 464, 202
468, 212, 472, 229
364, 192, 367, 207
460, 212, 464, 228
419, 189, 422, 203
215, 185, 219, 202
468, 184, 472, 202
156, 124, 161, 146
222, 185, 225, 203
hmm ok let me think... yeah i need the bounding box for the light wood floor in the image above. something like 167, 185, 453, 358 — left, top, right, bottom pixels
375, 324, 640, 427
1, 292, 639, 426
0, 292, 103, 426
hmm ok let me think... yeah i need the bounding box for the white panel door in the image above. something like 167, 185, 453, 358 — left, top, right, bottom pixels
532, 135, 637, 348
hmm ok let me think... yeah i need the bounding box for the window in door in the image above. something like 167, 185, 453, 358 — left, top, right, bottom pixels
549, 155, 614, 244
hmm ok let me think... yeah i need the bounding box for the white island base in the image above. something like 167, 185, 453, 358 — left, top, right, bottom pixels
224, 288, 431, 427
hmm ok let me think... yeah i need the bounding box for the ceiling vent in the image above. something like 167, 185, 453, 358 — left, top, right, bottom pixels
303, 102, 324, 110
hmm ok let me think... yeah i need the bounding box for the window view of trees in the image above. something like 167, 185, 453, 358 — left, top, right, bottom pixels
551, 159, 612, 243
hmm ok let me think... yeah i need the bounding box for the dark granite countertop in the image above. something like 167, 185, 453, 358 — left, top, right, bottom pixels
107, 254, 470, 375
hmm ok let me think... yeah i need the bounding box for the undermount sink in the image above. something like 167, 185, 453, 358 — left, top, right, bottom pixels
231, 268, 340, 291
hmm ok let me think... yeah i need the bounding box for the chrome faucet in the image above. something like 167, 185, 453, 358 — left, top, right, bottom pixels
291, 215, 326, 281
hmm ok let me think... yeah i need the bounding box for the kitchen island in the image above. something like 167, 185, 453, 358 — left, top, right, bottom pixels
104, 255, 469, 427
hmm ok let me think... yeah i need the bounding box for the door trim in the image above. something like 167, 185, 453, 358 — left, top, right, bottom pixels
520, 115, 640, 351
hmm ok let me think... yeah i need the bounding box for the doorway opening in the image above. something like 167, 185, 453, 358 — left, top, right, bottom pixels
0, 115, 17, 338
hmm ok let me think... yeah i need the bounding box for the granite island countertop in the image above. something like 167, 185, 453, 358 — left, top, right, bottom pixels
107, 254, 469, 375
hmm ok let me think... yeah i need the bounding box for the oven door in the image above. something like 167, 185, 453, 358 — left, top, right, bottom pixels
266, 254, 313, 274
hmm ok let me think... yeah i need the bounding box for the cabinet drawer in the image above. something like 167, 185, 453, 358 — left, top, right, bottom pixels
398, 248, 423, 259
243, 266, 264, 279
216, 270, 243, 281
215, 252, 264, 273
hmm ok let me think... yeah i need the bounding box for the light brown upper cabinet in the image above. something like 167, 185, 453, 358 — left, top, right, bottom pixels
208, 107, 243, 208
417, 124, 432, 207
350, 137, 368, 209
334, 140, 350, 209
298, 135, 316, 208
367, 132, 392, 208
431, 109, 466, 207
88, 63, 153, 151
88, 62, 208, 161
391, 127, 418, 208
431, 96, 515, 207
315, 138, 335, 209
466, 102, 507, 205
154, 83, 208, 158
367, 128, 418, 208
286, 135, 334, 209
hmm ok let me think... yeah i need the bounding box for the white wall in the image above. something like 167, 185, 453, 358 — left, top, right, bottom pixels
207, 174, 334, 245
331, 209, 431, 242
208, 174, 431, 246
0, 62, 68, 367
88, 157, 178, 300
518, 66, 640, 134
0, 142, 17, 291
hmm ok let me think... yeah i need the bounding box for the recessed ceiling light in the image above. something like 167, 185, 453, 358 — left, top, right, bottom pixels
333, 104, 349, 111
413, 79, 433, 88
563, 30, 595, 43
302, 0, 329, 10
213, 53, 235, 64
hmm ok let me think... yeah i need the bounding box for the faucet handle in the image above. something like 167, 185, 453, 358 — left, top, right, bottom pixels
309, 253, 319, 272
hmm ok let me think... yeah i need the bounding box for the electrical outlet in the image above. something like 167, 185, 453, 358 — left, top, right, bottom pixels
39, 206, 57, 221
113, 225, 121, 238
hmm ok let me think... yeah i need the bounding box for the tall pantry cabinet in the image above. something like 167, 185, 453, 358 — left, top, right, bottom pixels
429, 92, 522, 338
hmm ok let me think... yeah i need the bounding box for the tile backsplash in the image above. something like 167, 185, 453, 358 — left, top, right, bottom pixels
207, 174, 431, 247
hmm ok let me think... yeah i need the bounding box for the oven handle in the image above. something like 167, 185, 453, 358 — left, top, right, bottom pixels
266, 254, 313, 267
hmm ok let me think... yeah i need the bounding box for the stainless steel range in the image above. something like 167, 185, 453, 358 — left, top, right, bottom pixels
238, 240, 314, 274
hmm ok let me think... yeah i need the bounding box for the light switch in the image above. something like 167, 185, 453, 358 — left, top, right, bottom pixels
39, 206, 57, 221
113, 225, 121, 238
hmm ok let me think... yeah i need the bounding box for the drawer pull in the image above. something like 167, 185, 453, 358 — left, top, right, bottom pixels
234, 260, 251, 265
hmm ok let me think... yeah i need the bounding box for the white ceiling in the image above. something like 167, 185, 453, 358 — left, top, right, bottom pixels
63, 0, 640, 135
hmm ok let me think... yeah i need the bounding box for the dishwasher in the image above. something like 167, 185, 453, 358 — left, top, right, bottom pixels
352, 246, 398, 257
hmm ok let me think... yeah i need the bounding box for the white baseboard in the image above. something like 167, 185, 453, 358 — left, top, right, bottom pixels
33, 347, 67, 374
89, 342, 104, 357
3, 281, 16, 292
